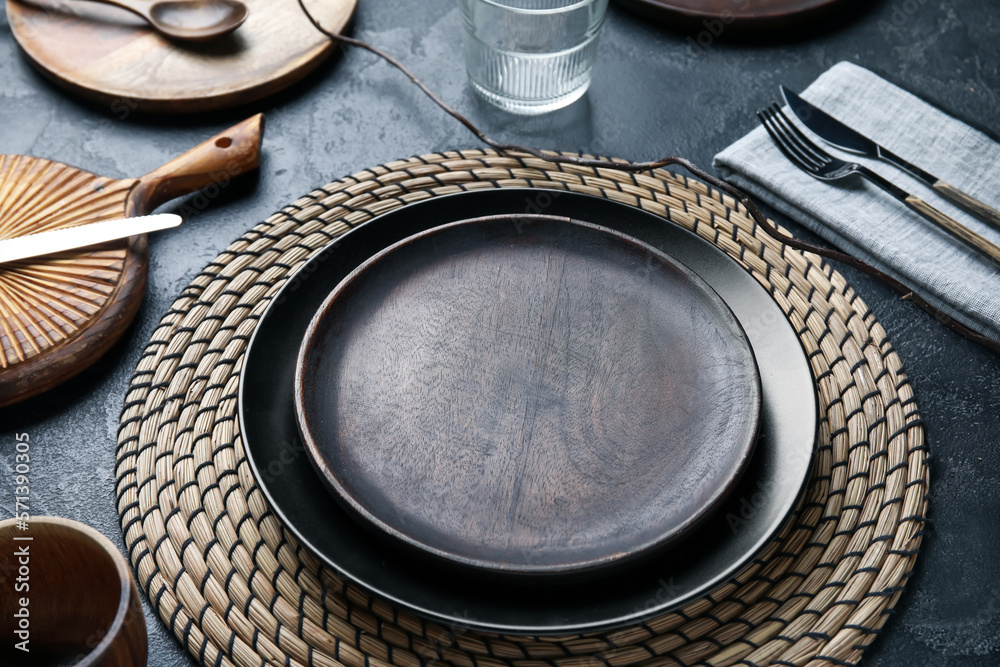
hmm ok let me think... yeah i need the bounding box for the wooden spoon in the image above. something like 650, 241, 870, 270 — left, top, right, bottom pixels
83, 0, 249, 41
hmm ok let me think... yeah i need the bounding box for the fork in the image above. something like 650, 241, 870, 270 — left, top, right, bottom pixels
757, 103, 1000, 266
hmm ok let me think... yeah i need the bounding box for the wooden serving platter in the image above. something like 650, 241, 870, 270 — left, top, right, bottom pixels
612, 0, 846, 30
0, 114, 263, 407
295, 214, 762, 579
6, 0, 356, 113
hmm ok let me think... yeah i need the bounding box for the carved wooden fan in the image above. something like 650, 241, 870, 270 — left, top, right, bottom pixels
0, 114, 264, 407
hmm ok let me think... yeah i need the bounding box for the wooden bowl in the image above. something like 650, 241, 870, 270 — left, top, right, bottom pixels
0, 517, 148, 667
295, 215, 762, 580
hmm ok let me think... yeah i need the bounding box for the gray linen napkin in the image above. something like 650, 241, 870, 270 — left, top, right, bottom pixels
714, 61, 1000, 342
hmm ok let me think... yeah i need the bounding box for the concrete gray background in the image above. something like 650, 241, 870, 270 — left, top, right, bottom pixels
1, 0, 998, 664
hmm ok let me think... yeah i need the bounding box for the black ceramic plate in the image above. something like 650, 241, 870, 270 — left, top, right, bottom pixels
239, 188, 817, 634
294, 215, 762, 579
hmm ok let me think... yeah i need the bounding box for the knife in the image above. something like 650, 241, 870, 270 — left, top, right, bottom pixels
0, 214, 182, 265
781, 85, 1000, 233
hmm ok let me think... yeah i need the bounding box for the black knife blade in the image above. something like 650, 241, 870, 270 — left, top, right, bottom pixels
781, 85, 1000, 232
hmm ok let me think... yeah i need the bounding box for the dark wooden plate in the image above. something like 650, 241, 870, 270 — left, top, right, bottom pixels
612, 0, 848, 30
239, 189, 817, 634
295, 215, 761, 579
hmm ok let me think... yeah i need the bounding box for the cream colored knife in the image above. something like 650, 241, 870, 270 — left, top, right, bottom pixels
0, 214, 182, 264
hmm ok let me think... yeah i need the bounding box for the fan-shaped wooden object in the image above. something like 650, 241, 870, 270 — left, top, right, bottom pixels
0, 113, 264, 407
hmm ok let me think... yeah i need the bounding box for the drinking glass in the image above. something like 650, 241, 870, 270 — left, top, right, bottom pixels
458, 0, 609, 115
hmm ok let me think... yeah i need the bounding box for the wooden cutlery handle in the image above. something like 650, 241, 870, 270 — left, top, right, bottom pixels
905, 195, 1000, 264
129, 113, 265, 213
932, 180, 1000, 233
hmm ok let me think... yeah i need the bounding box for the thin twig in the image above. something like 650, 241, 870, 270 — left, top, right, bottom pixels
296, 1, 1000, 355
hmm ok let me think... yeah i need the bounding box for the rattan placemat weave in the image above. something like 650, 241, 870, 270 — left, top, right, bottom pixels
115, 150, 928, 667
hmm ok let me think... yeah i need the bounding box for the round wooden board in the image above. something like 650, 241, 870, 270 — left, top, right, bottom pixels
6, 0, 356, 113
295, 214, 762, 580
0, 154, 146, 407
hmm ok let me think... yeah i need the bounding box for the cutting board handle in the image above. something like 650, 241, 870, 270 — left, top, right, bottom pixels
130, 113, 265, 213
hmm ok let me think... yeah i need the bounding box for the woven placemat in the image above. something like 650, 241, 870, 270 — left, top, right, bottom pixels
115, 150, 928, 667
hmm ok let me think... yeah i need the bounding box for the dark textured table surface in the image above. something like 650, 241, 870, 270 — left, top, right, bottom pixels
1, 1, 998, 665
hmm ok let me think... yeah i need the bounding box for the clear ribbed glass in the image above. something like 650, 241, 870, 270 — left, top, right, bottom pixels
458, 0, 609, 115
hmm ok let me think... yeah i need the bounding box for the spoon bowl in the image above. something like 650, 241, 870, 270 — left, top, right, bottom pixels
94, 0, 249, 42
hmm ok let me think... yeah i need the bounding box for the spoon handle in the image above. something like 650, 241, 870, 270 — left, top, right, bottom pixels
85, 0, 157, 21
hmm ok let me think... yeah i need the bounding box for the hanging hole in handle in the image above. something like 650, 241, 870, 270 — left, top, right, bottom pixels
216, 137, 233, 148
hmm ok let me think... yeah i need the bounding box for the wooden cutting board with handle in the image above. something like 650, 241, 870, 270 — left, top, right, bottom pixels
0, 113, 264, 407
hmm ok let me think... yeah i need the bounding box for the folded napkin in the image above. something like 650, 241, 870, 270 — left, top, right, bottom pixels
714, 61, 1000, 343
